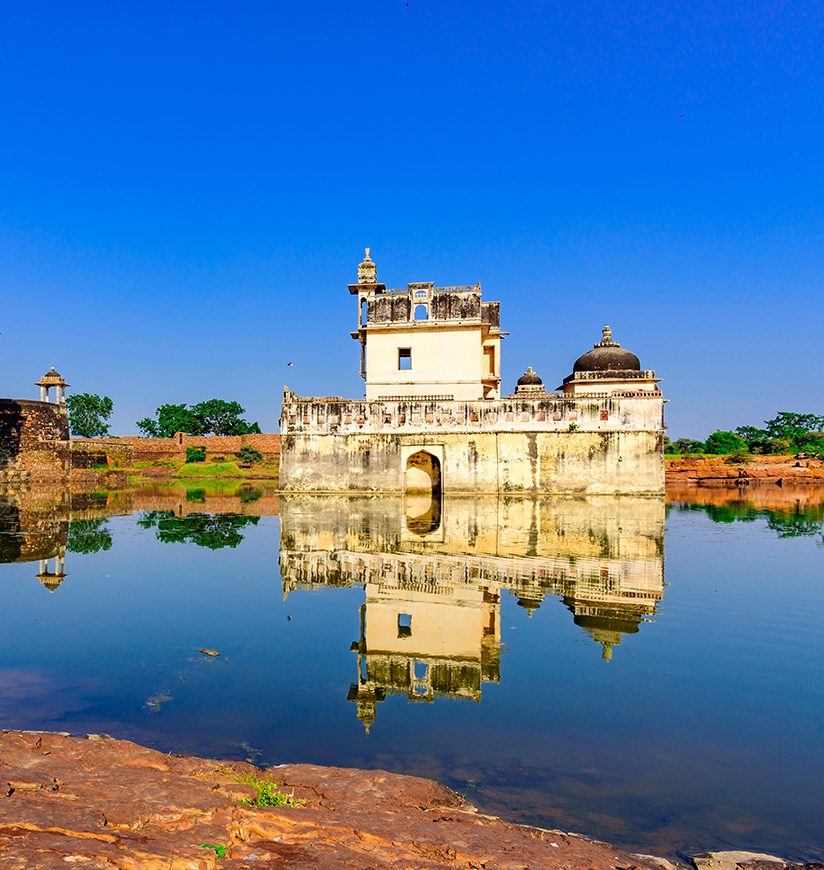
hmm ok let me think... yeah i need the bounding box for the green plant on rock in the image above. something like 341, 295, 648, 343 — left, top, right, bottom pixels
200, 843, 227, 859
235, 773, 306, 808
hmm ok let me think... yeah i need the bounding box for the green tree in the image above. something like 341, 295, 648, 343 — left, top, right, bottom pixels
137, 404, 205, 438
191, 399, 261, 436
704, 430, 748, 455
667, 438, 706, 454
137, 400, 260, 437
185, 446, 206, 463
764, 411, 824, 442
735, 425, 771, 452
66, 394, 113, 438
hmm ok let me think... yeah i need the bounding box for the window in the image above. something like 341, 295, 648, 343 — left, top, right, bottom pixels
484, 346, 495, 375
397, 613, 412, 638
413, 304, 428, 321
398, 348, 412, 370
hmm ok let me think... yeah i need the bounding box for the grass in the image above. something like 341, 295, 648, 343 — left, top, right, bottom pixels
174, 461, 245, 478
233, 772, 306, 808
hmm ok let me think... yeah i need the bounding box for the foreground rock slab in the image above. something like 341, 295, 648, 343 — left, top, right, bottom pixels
0, 730, 668, 869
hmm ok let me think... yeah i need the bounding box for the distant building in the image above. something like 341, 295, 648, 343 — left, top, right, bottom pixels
280, 250, 665, 494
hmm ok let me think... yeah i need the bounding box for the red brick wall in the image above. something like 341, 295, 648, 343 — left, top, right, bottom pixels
104, 433, 281, 462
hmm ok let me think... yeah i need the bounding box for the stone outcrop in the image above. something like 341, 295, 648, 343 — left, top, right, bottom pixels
0, 729, 671, 869
666, 456, 824, 487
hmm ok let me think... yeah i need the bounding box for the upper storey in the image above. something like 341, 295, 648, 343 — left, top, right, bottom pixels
349, 250, 500, 331
349, 249, 503, 401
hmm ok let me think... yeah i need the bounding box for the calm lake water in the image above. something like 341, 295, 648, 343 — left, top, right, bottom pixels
1, 483, 823, 861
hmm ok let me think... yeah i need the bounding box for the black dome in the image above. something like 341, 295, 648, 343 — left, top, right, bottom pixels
516, 366, 543, 386
573, 326, 640, 373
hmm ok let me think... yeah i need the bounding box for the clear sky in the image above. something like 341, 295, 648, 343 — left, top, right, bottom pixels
1, 1, 822, 438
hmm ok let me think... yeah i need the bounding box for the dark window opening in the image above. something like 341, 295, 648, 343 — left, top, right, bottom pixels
398, 348, 412, 370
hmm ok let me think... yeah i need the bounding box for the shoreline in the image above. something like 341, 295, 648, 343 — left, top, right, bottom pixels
2, 728, 819, 869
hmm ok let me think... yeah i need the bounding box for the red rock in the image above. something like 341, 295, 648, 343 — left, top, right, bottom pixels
0, 730, 668, 869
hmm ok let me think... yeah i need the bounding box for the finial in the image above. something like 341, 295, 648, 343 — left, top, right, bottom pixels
595, 324, 620, 348
364, 246, 371, 260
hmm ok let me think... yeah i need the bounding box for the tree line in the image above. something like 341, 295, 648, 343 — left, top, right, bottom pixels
65, 394, 260, 438
666, 412, 824, 457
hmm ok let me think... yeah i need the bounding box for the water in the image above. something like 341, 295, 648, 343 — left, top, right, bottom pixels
1, 482, 823, 861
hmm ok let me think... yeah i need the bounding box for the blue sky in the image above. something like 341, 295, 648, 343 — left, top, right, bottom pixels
1, 1, 822, 438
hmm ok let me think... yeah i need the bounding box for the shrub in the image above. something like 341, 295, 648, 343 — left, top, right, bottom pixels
238, 446, 264, 464
185, 446, 207, 463
704, 430, 748, 455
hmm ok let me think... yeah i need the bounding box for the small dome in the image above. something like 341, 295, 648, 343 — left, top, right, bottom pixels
35, 367, 69, 387
573, 325, 640, 373
516, 366, 543, 387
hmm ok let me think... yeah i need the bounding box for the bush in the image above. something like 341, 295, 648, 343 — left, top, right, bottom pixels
666, 438, 706, 455
704, 430, 748, 455
185, 446, 207, 463
238, 446, 264, 464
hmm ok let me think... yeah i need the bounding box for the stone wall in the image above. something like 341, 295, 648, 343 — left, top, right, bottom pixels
105, 433, 281, 462
279, 394, 665, 495
0, 399, 71, 483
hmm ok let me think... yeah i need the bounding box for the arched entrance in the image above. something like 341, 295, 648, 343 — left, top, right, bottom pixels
405, 450, 441, 494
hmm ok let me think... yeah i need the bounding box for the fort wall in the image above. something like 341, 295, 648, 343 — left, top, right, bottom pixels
279, 394, 665, 494
0, 399, 71, 483
103, 433, 281, 462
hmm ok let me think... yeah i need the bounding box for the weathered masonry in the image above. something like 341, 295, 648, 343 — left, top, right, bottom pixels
280, 251, 665, 495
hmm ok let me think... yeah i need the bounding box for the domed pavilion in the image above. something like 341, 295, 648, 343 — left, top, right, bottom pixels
560, 325, 660, 396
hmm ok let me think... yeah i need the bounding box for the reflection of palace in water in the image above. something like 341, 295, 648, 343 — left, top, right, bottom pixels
279, 493, 666, 732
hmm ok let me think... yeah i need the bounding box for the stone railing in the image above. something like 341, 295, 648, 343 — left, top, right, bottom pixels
381, 284, 480, 296
567, 370, 657, 381
280, 392, 664, 436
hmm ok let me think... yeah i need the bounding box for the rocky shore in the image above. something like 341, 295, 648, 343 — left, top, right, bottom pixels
1, 731, 820, 869
665, 455, 824, 487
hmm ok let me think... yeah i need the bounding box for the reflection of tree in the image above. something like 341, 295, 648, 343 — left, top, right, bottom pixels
137, 511, 259, 549
67, 519, 113, 554
671, 502, 824, 540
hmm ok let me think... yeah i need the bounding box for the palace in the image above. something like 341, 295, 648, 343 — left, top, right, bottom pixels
279, 250, 665, 494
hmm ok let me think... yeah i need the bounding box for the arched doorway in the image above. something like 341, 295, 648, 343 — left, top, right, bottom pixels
405, 450, 441, 494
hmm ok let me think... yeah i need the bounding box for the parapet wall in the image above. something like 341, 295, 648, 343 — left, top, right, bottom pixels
281, 393, 663, 437
279, 394, 665, 495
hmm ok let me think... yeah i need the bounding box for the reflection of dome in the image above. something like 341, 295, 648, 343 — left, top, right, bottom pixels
516, 367, 543, 387
564, 599, 645, 661
573, 326, 640, 373
515, 592, 543, 617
